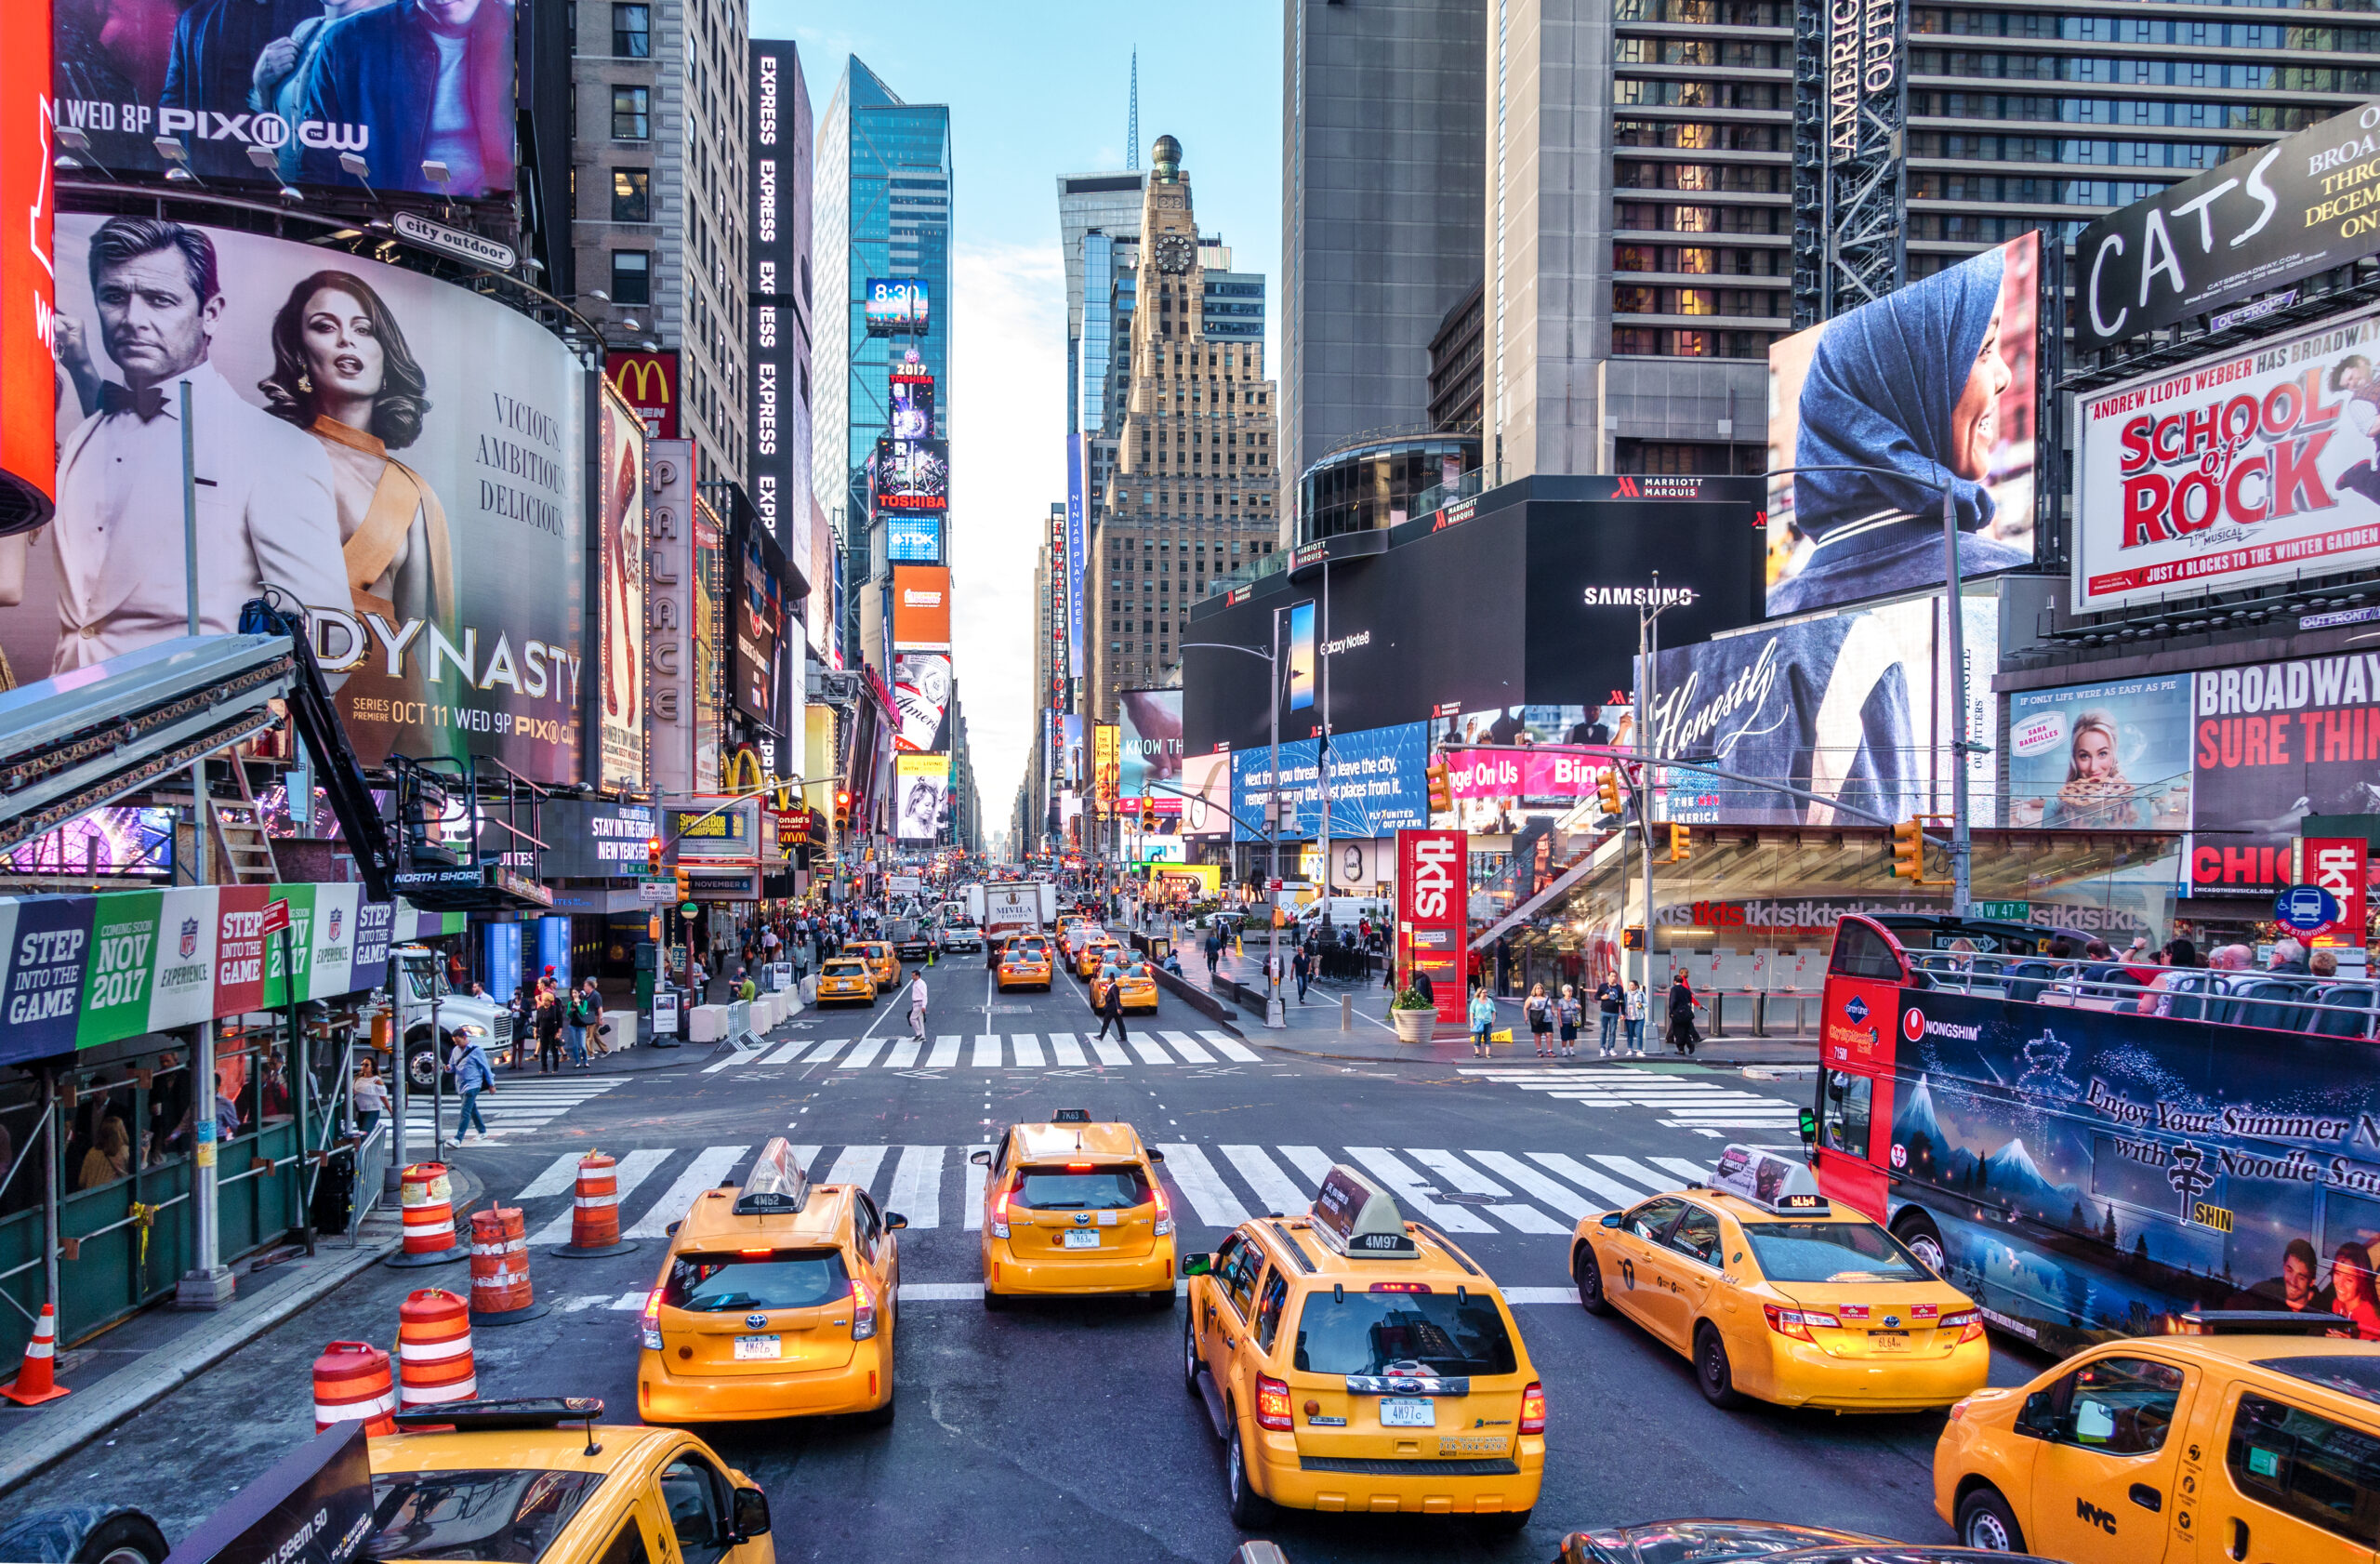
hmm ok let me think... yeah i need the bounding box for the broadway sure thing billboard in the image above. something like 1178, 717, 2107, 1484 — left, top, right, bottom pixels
4, 216, 586, 782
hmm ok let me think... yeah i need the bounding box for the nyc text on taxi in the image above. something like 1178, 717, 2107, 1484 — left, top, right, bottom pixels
638, 1139, 906, 1424
1182, 1165, 1545, 1530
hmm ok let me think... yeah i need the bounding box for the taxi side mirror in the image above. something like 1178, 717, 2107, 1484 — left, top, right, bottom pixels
1148, 1148, 1166, 1162
970, 1150, 991, 1166
732, 1486, 771, 1540
1181, 1253, 1211, 1278
2016, 1390, 2059, 1439
1598, 1213, 1623, 1229
885, 1212, 909, 1230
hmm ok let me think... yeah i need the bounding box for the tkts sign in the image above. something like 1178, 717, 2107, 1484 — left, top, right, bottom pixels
1396, 828, 1466, 1025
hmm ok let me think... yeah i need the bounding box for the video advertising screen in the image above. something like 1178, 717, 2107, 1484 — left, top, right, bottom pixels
53, 0, 516, 200
895, 753, 950, 842
885, 512, 943, 563
595, 378, 646, 793
891, 374, 935, 441
875, 438, 948, 511
865, 278, 931, 337
892, 649, 951, 753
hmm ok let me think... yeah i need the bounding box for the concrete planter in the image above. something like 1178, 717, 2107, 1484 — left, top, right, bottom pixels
1391, 1007, 1435, 1044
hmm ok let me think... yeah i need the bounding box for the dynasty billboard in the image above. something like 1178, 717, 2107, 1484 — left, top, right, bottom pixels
52, 0, 516, 198
3, 216, 585, 782
1766, 232, 2043, 617
2077, 101, 2380, 353
594, 377, 645, 794
2075, 303, 2380, 614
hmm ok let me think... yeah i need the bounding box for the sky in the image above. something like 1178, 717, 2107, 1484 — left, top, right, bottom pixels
749, 0, 1285, 844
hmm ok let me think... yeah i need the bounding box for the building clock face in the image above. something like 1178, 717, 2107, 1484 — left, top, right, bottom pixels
1154, 233, 1195, 274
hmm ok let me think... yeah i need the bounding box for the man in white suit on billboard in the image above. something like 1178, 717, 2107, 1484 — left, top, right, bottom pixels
49, 217, 347, 672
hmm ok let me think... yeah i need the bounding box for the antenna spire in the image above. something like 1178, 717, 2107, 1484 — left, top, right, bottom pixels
1128, 49, 1140, 169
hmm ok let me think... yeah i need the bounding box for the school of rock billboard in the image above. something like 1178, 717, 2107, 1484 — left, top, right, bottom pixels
5, 217, 585, 783
2074, 303, 2380, 614
52, 0, 516, 199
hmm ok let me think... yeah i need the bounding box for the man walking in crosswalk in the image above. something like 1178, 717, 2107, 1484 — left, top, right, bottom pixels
907, 971, 930, 1042
1094, 974, 1130, 1044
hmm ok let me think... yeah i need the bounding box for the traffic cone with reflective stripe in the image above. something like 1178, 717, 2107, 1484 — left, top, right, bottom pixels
312, 1340, 396, 1435
2, 1304, 69, 1405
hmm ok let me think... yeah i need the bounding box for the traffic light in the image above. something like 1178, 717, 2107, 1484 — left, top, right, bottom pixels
646, 836, 663, 875
1596, 768, 1623, 816
1667, 823, 1691, 864
1425, 759, 1452, 814
1140, 795, 1157, 831
835, 789, 853, 830
1891, 817, 1924, 881
674, 865, 693, 902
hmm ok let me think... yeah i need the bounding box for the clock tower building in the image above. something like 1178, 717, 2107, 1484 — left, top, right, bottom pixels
1086, 135, 1279, 723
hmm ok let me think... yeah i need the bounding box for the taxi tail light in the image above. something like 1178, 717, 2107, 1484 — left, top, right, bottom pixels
991, 1182, 1013, 1239
850, 1279, 879, 1340
1762, 1304, 1841, 1342
1152, 1179, 1173, 1238
1065, 1161, 1094, 1173
639, 1286, 665, 1351
1941, 1308, 1985, 1344
1253, 1373, 1294, 1432
1518, 1382, 1546, 1436
738, 1247, 774, 1257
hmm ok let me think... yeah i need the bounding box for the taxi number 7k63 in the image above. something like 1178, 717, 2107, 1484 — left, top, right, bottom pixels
734, 1334, 782, 1359
1380, 1398, 1435, 1427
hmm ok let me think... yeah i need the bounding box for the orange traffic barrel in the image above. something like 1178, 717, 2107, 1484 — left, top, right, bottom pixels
553, 1150, 635, 1258
312, 1340, 397, 1435
396, 1289, 476, 1411
388, 1162, 466, 1267
469, 1206, 549, 1323
1, 1303, 70, 1406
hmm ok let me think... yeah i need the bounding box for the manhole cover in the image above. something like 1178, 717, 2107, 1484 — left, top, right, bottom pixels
1437, 1192, 1501, 1207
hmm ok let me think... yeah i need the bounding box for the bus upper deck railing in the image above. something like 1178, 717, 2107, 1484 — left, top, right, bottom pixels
1899, 950, 2379, 1040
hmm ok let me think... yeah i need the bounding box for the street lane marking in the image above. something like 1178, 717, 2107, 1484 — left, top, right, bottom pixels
826, 1145, 889, 1191
759, 1039, 813, 1066
842, 1037, 888, 1070
517, 1152, 585, 1200
1160, 1031, 1215, 1063
1652, 1157, 1712, 1183
1277, 1146, 1334, 1186
1526, 1152, 1646, 1211
1012, 1033, 1046, 1067
1127, 1036, 1170, 1066
1501, 1287, 1581, 1306
963, 1142, 990, 1229
972, 1033, 1001, 1067
623, 1145, 751, 1239
928, 1035, 961, 1068
1463, 1150, 1597, 1220
1049, 1032, 1088, 1067
530, 1146, 672, 1245
883, 1037, 921, 1068
1342, 1146, 1496, 1234
1406, 1149, 1568, 1234
888, 1145, 945, 1229
806, 1039, 849, 1066
1200, 1031, 1263, 1063
1157, 1142, 1250, 1227
1089, 1033, 1130, 1067
1588, 1155, 1681, 1197
1219, 1145, 1309, 1219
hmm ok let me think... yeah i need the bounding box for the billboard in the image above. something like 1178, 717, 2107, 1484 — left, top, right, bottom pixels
534, 800, 654, 880
864, 277, 931, 336
2076, 102, 2380, 353
732, 524, 787, 731
1396, 828, 1466, 1024
2005, 675, 2193, 832
1093, 722, 1119, 811
1118, 689, 1183, 800
1232, 722, 1431, 842
892, 564, 951, 650
874, 437, 948, 511
6, 806, 173, 878
7, 216, 584, 782
2074, 304, 2380, 614
605, 351, 679, 440
1181, 749, 1231, 837
594, 378, 646, 794
645, 440, 695, 798
894, 753, 949, 841
891, 374, 934, 441
748, 39, 812, 563
891, 649, 951, 753
1060, 714, 1086, 788
1646, 591, 1998, 828
885, 513, 942, 564
2, 0, 53, 531
52, 0, 515, 198
1765, 232, 2043, 617
1064, 435, 1086, 680
2188, 651, 2380, 894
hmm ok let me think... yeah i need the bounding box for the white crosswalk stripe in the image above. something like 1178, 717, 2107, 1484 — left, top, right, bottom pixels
401, 1076, 625, 1142
1461, 1066, 1803, 1132
1160, 1031, 1214, 1063
714, 1030, 1274, 1072
501, 1138, 1724, 1253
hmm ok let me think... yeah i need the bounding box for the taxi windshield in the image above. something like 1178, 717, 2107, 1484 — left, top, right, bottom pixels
368, 1469, 605, 1563
665, 1248, 852, 1312
1015, 1165, 1150, 1211
1746, 1221, 1931, 1284
1292, 1292, 1518, 1378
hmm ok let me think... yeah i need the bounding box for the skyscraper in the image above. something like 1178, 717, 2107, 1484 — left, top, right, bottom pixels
811, 59, 954, 674
1059, 171, 1147, 436
1280, 0, 1486, 544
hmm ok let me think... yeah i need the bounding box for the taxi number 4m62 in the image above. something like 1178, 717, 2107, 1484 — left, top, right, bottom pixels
733, 1334, 783, 1360
1380, 1398, 1435, 1427
1062, 1230, 1102, 1249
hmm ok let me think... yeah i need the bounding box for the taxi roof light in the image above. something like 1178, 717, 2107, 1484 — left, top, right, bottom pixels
1707, 1144, 1830, 1215
1309, 1165, 1419, 1259
393, 1396, 604, 1433
1053, 1107, 1092, 1123
733, 1136, 812, 1217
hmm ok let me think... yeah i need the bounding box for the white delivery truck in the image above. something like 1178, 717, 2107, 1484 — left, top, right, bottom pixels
390, 944, 516, 1090
964, 880, 1058, 961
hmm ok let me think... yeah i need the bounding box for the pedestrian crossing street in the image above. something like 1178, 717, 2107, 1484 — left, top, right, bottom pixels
501, 1137, 1747, 1253
401, 1075, 628, 1143
703, 1029, 1270, 1075
1460, 1067, 1805, 1136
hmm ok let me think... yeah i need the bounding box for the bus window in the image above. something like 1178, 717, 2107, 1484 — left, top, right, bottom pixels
1820, 1070, 1872, 1159
1829, 921, 1904, 980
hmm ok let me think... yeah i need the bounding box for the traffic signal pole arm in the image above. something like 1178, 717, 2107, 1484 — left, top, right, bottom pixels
1133, 775, 1292, 852
1446, 742, 1952, 841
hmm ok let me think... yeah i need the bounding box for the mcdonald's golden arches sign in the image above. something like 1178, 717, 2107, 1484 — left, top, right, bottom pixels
605, 350, 680, 439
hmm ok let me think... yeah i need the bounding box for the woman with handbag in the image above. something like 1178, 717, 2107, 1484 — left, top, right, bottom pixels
1667, 973, 1703, 1055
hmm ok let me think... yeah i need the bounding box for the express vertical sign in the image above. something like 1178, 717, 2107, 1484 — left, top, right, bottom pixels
1396, 828, 1466, 1024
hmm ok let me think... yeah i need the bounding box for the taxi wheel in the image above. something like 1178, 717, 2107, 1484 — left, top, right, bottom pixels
983, 1285, 1009, 1312
1954, 1487, 2025, 1552
1694, 1323, 1748, 1409
1572, 1246, 1612, 1316
1182, 1314, 1203, 1393
1225, 1423, 1276, 1529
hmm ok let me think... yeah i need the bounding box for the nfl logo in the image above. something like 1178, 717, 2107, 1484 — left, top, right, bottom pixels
327, 908, 343, 941
178, 919, 199, 959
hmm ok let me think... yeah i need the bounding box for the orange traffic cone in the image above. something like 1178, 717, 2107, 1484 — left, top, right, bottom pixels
3, 1304, 71, 1405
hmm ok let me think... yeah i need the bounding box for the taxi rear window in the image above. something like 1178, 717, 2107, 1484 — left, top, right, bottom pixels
822, 961, 866, 974
368, 1469, 605, 1562
665, 1248, 851, 1312
1015, 1165, 1150, 1211
1292, 1292, 1518, 1378
1745, 1221, 1930, 1283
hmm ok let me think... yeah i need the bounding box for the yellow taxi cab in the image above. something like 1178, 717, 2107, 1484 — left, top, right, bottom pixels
370, 1397, 773, 1564
1056, 918, 1094, 961
813, 957, 878, 1007
1935, 1312, 2380, 1559
972, 1108, 1176, 1308
847, 940, 901, 987
1089, 954, 1160, 1014
1568, 1144, 1988, 1413
638, 1137, 906, 1425
1183, 1164, 1544, 1530
1074, 934, 1122, 980
995, 934, 1056, 992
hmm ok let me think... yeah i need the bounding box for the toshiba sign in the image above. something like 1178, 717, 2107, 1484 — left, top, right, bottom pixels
1397, 828, 1466, 1024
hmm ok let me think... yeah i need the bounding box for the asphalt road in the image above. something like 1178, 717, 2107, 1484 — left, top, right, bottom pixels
9, 952, 2061, 1562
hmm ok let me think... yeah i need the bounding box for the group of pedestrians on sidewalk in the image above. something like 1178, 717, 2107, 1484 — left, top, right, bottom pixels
1473, 972, 1705, 1060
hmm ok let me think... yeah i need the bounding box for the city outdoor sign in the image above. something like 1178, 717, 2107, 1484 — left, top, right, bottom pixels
391, 211, 518, 272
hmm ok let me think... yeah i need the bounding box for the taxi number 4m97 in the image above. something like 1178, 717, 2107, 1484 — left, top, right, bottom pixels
1062, 1230, 1101, 1249
733, 1334, 783, 1360
1381, 1398, 1435, 1427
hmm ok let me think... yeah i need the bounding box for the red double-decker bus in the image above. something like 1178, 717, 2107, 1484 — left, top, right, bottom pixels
1809, 913, 2380, 1359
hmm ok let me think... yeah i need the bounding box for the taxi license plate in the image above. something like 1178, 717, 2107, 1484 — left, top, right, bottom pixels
1870, 1330, 1910, 1351
733, 1334, 782, 1360
1380, 1398, 1435, 1427
1062, 1230, 1102, 1249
